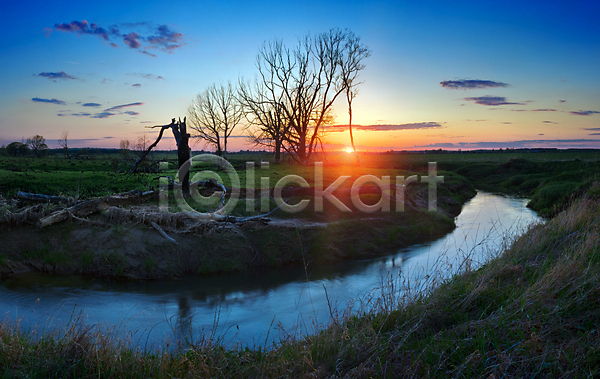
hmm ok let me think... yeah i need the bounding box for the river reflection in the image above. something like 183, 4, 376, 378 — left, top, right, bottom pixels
0, 192, 540, 349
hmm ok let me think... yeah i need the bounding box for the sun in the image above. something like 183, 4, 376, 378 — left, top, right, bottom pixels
345, 148, 354, 153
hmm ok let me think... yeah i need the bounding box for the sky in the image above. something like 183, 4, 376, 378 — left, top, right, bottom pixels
1, 0, 599, 152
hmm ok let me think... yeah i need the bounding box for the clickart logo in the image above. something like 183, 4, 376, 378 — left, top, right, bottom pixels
159, 154, 443, 214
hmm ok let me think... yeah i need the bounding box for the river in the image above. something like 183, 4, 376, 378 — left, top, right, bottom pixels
0, 191, 540, 349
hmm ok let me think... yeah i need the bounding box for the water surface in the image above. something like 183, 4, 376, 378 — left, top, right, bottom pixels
0, 191, 540, 349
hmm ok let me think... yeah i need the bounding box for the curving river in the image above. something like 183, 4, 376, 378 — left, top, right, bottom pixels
0, 191, 540, 349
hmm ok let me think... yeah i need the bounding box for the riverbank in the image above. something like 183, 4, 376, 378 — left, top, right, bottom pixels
1, 187, 598, 377
0, 173, 476, 280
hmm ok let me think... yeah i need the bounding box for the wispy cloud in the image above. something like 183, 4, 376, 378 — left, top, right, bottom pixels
47, 20, 184, 56
464, 96, 523, 106
104, 102, 144, 112
440, 79, 508, 89
36, 71, 77, 81
32, 97, 66, 105
570, 110, 600, 116
82, 102, 101, 107
532, 108, 558, 112
411, 139, 600, 149
542, 121, 558, 124
132, 83, 141, 87
582, 128, 600, 131
124, 111, 139, 116
131, 73, 165, 80
91, 112, 114, 119
329, 122, 442, 132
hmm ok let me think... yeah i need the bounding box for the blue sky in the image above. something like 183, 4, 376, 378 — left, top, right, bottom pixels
1, 0, 599, 151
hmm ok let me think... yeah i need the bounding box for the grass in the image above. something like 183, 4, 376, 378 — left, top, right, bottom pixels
2, 187, 600, 377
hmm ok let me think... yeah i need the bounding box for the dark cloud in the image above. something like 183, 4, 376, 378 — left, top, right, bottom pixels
104, 102, 144, 112
542, 121, 558, 124
123, 32, 142, 48
82, 102, 101, 107
464, 96, 523, 106
582, 128, 600, 131
559, 100, 566, 103
440, 79, 508, 89
589, 133, 600, 136
146, 25, 183, 52
132, 83, 141, 87
329, 122, 442, 132
124, 111, 139, 116
37, 71, 77, 81
32, 97, 66, 105
570, 110, 600, 116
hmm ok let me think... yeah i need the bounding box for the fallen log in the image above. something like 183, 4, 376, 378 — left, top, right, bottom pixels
17, 191, 72, 204
38, 190, 156, 228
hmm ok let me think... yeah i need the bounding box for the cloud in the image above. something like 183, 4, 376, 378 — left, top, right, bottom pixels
104, 102, 144, 112
440, 79, 508, 89
48, 20, 184, 55
130, 73, 164, 80
146, 25, 183, 52
59, 112, 92, 117
589, 133, 600, 136
532, 108, 557, 112
140, 50, 157, 58
132, 83, 141, 87
32, 97, 66, 105
56, 101, 143, 119
559, 100, 566, 103
37, 71, 77, 81
582, 128, 600, 131
542, 121, 558, 124
570, 110, 600, 116
53, 20, 110, 41
329, 122, 442, 132
123, 32, 142, 48
91, 112, 114, 119
411, 139, 600, 150
464, 96, 523, 106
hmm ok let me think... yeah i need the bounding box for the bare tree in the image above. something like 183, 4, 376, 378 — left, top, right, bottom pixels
27, 135, 48, 158
252, 28, 369, 165
58, 131, 70, 159
238, 79, 289, 163
188, 82, 244, 157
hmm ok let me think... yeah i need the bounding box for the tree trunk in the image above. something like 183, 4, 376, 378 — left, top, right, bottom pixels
177, 117, 191, 196
274, 139, 281, 164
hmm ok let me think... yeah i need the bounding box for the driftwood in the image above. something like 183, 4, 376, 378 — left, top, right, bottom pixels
150, 221, 178, 244
17, 191, 73, 204
38, 190, 155, 228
